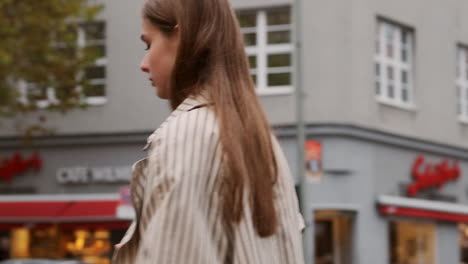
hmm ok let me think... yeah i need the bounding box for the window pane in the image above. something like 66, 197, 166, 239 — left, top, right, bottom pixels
388, 84, 394, 98
387, 66, 394, 80
376, 23, 383, 55
386, 43, 394, 58
243, 33, 257, 46
85, 66, 106, 79
238, 13, 256, 28
268, 54, 291, 67
268, 73, 291, 86
27, 84, 47, 101
375, 81, 381, 95
96, 45, 106, 58
402, 87, 408, 102
56, 25, 78, 43
401, 48, 407, 62
83, 21, 106, 41
401, 31, 407, 44
55, 86, 76, 100
267, 30, 290, 44
375, 63, 380, 76
251, 74, 257, 84
386, 25, 394, 42
267, 8, 291, 25
248, 56, 257, 69
385, 25, 395, 58
401, 70, 408, 84
85, 84, 106, 97
56, 46, 77, 60
85, 44, 106, 58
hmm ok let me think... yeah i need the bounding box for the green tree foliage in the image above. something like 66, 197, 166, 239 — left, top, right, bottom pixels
0, 0, 103, 124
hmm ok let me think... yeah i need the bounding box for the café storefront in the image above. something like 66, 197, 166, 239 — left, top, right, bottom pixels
0, 135, 144, 263
0, 192, 133, 264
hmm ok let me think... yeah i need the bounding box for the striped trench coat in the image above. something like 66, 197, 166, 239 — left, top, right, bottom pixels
112, 93, 305, 264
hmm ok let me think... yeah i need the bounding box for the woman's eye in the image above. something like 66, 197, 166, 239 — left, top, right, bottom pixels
144, 44, 150, 51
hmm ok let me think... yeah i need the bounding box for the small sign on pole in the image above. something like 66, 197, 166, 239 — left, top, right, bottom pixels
305, 140, 323, 181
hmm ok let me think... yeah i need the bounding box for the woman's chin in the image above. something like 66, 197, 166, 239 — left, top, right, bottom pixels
155, 88, 169, 99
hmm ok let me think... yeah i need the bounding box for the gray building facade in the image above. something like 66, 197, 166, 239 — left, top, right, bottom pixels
1, 0, 468, 263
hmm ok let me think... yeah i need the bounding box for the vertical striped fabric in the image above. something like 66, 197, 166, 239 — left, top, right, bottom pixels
112, 93, 305, 264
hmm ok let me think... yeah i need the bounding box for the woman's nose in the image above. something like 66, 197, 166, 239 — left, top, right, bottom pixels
140, 57, 149, 73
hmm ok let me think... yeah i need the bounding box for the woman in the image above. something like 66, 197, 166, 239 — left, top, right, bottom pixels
112, 0, 305, 263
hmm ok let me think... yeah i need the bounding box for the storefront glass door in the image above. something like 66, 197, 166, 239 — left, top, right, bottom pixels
314, 210, 354, 264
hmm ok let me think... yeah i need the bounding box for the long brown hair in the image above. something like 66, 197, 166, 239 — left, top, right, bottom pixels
143, 0, 278, 237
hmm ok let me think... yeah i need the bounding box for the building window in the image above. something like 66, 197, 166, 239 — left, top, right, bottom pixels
375, 19, 414, 108
81, 21, 107, 104
389, 221, 435, 264
237, 7, 293, 95
457, 45, 468, 121
21, 21, 107, 107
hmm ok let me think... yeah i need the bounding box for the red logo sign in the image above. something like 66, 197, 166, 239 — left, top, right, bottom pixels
407, 155, 460, 197
0, 152, 42, 183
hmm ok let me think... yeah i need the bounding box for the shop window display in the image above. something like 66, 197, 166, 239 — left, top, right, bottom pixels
6, 226, 118, 264
389, 220, 435, 264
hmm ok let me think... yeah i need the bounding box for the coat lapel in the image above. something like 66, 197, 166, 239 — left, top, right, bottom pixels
120, 92, 212, 250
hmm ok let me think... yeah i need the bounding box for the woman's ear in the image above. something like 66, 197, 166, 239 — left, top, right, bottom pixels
173, 25, 180, 41
170, 24, 181, 49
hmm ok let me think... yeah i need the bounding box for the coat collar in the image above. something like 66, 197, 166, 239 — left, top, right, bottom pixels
143, 91, 212, 150
173, 90, 211, 112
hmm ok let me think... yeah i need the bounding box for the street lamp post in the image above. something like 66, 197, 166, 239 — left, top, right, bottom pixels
294, 0, 314, 263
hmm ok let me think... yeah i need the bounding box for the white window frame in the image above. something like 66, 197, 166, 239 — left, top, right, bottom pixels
80, 21, 108, 105
457, 45, 468, 123
241, 8, 294, 96
375, 19, 416, 110
20, 21, 108, 108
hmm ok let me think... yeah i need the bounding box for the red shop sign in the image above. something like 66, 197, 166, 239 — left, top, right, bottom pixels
407, 155, 460, 197
0, 152, 42, 183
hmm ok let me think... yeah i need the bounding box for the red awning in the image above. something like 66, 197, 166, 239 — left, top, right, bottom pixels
377, 195, 468, 222
0, 194, 133, 229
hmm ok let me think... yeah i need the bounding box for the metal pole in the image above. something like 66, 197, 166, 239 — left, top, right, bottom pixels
294, 0, 313, 263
